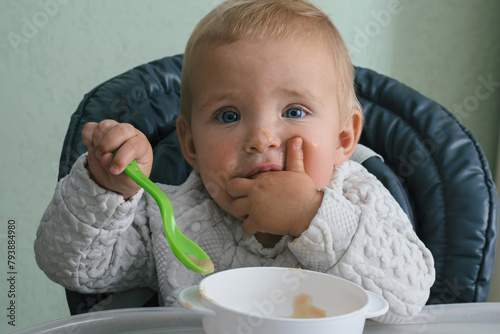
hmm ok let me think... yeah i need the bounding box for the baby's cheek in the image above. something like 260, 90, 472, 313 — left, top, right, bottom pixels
199, 151, 239, 198
199, 172, 234, 217
302, 142, 334, 190
200, 172, 224, 199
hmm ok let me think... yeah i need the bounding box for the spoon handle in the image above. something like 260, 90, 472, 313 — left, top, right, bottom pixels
123, 160, 170, 211
122, 160, 176, 241
119, 157, 213, 275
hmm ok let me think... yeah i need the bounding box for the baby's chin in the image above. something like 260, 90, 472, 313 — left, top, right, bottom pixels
204, 185, 237, 216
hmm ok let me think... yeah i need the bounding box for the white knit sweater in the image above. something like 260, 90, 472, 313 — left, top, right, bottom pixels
35, 153, 434, 323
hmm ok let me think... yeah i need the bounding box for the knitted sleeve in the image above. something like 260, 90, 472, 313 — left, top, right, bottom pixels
34, 153, 157, 293
288, 160, 435, 323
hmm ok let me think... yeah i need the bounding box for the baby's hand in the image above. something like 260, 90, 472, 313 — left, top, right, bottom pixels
82, 120, 153, 199
227, 137, 323, 237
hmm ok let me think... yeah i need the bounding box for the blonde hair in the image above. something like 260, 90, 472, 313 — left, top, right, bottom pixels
180, 0, 362, 127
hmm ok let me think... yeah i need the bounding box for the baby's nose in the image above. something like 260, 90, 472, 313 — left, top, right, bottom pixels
243, 126, 281, 153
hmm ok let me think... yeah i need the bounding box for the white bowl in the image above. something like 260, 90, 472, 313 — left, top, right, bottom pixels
179, 267, 388, 334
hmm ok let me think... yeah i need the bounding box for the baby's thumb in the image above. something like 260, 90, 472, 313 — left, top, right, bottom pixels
285, 137, 305, 173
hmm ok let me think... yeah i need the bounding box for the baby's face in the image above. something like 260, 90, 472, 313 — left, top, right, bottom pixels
182, 35, 348, 213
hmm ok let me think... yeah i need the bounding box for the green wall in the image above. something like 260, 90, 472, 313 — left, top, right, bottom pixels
1, 0, 499, 331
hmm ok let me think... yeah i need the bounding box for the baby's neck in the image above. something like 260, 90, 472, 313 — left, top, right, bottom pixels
255, 233, 282, 248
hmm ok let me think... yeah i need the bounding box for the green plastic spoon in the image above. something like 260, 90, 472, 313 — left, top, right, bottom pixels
118, 155, 214, 275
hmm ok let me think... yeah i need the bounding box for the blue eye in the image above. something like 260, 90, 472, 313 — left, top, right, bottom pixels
283, 108, 306, 118
216, 110, 240, 123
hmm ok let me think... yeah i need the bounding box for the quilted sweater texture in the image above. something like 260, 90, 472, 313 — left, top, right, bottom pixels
35, 154, 435, 323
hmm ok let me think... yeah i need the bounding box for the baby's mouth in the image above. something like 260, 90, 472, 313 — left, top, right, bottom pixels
244, 163, 284, 179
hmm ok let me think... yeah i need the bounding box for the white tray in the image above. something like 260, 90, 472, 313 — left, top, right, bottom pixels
365, 302, 500, 333
11, 303, 500, 334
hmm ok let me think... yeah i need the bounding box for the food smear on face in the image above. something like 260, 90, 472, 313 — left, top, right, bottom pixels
282, 293, 326, 319
187, 254, 214, 273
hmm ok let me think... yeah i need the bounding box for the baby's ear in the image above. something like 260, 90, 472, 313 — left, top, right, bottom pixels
176, 116, 199, 172
334, 109, 363, 165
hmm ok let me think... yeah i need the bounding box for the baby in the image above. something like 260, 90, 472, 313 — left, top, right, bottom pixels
35, 0, 435, 323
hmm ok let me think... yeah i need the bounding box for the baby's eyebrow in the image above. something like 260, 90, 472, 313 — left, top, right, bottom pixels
196, 88, 317, 112
274, 87, 314, 101
197, 92, 238, 111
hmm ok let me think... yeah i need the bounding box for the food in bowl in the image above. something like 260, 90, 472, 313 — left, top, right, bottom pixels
281, 293, 326, 319
179, 267, 388, 334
